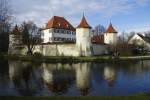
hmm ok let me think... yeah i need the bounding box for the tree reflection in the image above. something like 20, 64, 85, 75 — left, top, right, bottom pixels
2, 60, 149, 96
0, 59, 9, 95
9, 61, 42, 96
42, 63, 75, 95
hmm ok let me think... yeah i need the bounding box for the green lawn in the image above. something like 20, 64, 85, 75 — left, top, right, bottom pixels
1, 95, 150, 100
1, 53, 150, 63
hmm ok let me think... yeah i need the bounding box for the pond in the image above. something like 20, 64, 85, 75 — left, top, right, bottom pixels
0, 60, 150, 96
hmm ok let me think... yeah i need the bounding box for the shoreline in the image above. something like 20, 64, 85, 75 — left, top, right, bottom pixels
0, 94, 150, 100
1, 54, 150, 63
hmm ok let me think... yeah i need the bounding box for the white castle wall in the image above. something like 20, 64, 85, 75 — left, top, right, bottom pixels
40, 44, 79, 56
16, 44, 80, 56
34, 44, 107, 56
8, 34, 24, 55
92, 44, 108, 55
9, 43, 107, 56
104, 33, 117, 45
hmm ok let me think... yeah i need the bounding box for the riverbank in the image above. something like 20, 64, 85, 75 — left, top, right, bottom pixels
1, 54, 150, 63
1, 94, 150, 100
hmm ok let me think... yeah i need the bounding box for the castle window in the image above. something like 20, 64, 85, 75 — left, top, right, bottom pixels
49, 29, 52, 33
66, 24, 69, 27
59, 29, 61, 33
66, 30, 69, 34
54, 29, 56, 33
61, 29, 64, 33
56, 29, 59, 33
58, 23, 61, 27
68, 31, 70, 34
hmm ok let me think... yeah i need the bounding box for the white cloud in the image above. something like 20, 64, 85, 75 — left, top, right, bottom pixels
11, 0, 150, 27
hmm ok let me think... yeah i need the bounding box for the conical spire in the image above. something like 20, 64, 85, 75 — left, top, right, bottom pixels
106, 22, 117, 33
77, 14, 91, 29
11, 25, 21, 35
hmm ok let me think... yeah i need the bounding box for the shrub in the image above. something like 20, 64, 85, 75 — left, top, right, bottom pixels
33, 52, 43, 57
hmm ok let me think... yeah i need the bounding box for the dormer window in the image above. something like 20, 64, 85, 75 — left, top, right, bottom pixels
66, 24, 69, 27
58, 23, 61, 27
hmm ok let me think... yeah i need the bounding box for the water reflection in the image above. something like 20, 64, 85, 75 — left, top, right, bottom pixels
0, 60, 150, 96
104, 66, 116, 87
42, 63, 75, 95
75, 63, 91, 95
9, 61, 43, 96
0, 60, 10, 96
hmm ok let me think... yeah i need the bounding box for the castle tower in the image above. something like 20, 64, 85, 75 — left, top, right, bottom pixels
8, 25, 23, 54
76, 15, 92, 56
104, 22, 118, 45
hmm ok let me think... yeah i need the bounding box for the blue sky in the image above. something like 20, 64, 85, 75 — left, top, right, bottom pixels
11, 0, 150, 33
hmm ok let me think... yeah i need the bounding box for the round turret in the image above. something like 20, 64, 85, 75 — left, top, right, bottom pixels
76, 15, 92, 56
104, 22, 118, 45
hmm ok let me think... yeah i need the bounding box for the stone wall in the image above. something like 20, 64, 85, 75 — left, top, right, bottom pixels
9, 43, 107, 56
92, 44, 108, 56
34, 44, 79, 56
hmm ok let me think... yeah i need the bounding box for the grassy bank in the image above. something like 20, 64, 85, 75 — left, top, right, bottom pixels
1, 54, 150, 63
1, 94, 150, 100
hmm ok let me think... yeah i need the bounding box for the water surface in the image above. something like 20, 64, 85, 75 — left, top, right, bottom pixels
0, 60, 150, 96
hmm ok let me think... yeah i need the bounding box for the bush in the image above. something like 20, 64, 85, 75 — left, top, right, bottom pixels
33, 52, 43, 57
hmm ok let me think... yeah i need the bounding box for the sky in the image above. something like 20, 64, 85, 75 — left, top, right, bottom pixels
11, 0, 150, 33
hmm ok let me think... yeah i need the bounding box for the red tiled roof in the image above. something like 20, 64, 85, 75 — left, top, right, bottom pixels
91, 35, 105, 44
77, 15, 91, 29
106, 23, 117, 33
46, 16, 75, 31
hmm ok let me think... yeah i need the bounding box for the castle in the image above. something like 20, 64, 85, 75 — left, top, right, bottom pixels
8, 15, 118, 57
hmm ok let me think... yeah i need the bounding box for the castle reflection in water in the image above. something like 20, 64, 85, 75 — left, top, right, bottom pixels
0, 60, 150, 96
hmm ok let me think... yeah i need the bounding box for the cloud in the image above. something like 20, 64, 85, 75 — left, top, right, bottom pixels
11, 0, 150, 27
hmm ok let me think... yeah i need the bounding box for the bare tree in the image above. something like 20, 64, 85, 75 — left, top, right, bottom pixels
0, 0, 11, 53
21, 21, 41, 55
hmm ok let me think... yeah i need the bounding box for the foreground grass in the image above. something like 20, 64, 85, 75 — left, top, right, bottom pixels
1, 95, 150, 100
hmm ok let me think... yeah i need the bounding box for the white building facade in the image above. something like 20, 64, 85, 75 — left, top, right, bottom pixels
128, 33, 150, 50
41, 16, 76, 43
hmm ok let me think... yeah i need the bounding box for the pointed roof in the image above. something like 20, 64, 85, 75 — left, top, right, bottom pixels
11, 25, 21, 35
106, 23, 118, 33
77, 15, 91, 29
46, 16, 75, 31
